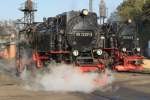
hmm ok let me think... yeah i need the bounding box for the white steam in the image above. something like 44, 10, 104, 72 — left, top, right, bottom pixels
37, 65, 97, 92
23, 64, 114, 93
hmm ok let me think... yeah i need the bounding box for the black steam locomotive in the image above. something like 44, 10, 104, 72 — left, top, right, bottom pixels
17, 9, 107, 74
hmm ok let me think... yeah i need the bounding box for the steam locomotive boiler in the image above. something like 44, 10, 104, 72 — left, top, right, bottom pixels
16, 9, 106, 74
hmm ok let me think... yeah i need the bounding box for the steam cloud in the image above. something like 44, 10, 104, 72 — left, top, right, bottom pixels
23, 64, 114, 93
0, 58, 114, 93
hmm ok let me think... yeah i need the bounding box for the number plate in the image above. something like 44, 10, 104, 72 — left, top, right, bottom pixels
75, 32, 93, 37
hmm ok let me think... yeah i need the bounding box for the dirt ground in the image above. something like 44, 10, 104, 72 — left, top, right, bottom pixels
0, 59, 150, 100
143, 59, 150, 69
1, 72, 150, 100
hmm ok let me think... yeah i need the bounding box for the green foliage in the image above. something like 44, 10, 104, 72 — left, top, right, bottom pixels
117, 0, 146, 21
142, 0, 150, 22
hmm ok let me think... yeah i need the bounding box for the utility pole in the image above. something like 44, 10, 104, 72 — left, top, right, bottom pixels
89, 0, 93, 12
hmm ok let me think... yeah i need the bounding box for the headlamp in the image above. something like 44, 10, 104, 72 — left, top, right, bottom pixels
136, 48, 141, 52
96, 49, 103, 56
122, 48, 126, 52
128, 19, 132, 23
82, 9, 89, 16
73, 50, 79, 56
100, 36, 105, 40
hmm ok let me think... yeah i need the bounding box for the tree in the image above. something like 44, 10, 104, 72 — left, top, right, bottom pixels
142, 0, 150, 22
117, 0, 145, 22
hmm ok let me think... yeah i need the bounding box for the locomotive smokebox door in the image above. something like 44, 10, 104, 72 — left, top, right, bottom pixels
66, 10, 98, 50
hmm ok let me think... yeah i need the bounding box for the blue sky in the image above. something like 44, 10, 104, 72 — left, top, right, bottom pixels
0, 0, 123, 21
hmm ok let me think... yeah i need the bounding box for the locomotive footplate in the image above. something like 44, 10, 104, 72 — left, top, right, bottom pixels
78, 64, 105, 72
114, 56, 144, 71
75, 56, 105, 72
